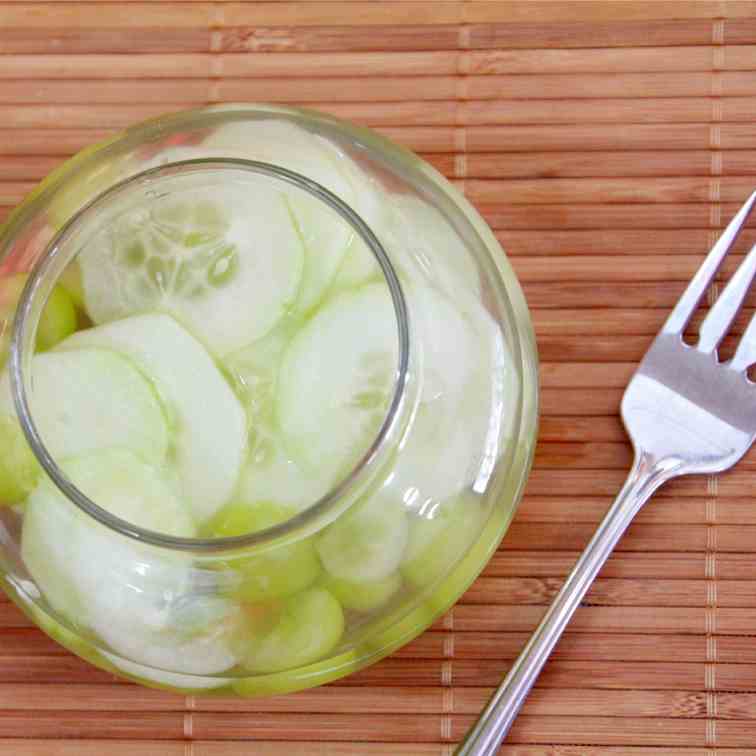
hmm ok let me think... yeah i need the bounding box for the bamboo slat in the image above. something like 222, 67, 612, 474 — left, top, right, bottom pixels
482, 202, 755, 230
436, 604, 756, 636
401, 630, 756, 663
6, 55, 756, 86
469, 151, 756, 178
503, 230, 731, 255
3, 98, 756, 130
338, 656, 756, 689
0, 3, 214, 28
219, 25, 462, 54
0, 29, 211, 55
0, 744, 190, 756
0, 129, 113, 156
215, 18, 756, 54
517, 493, 756, 523
485, 550, 756, 580
380, 124, 756, 153
3, 123, 755, 157
538, 415, 626, 441
532, 307, 754, 336
467, 124, 756, 151
0, 51, 461, 79
465, 177, 756, 205
2, 2, 756, 754
0, 743, 438, 756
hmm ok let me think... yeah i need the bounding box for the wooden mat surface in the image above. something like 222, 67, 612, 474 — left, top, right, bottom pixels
3, 1, 756, 753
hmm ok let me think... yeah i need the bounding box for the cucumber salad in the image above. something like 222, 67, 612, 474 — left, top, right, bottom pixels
0, 116, 516, 693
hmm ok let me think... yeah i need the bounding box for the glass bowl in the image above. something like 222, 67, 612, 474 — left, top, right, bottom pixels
0, 104, 538, 695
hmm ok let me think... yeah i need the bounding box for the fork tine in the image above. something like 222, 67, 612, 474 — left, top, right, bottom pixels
731, 309, 756, 372
663, 190, 756, 335
699, 243, 756, 354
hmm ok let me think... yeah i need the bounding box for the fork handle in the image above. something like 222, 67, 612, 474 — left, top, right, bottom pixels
455, 450, 674, 756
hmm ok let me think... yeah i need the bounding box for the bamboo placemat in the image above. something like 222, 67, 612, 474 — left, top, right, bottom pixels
3, 1, 756, 753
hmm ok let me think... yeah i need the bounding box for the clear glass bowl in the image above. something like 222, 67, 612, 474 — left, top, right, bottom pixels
0, 104, 538, 695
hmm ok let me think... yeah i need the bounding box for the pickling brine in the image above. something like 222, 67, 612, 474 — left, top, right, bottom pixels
0, 106, 538, 695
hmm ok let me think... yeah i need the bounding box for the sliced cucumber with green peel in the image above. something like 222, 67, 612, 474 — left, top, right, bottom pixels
276, 278, 495, 508
225, 321, 334, 511
0, 348, 169, 504
239, 587, 344, 674
59, 313, 247, 523
380, 285, 506, 510
321, 571, 402, 613
388, 194, 482, 299
224, 319, 295, 426
95, 594, 240, 685
325, 144, 390, 291
330, 236, 381, 293
401, 493, 487, 588
57, 262, 85, 311
238, 438, 334, 512
412, 280, 479, 401
317, 495, 408, 583
277, 283, 398, 481
206, 501, 321, 602
232, 647, 361, 697
380, 395, 486, 515
204, 119, 356, 314
78, 184, 305, 355
22, 449, 239, 681
22, 484, 87, 624
0, 273, 77, 365
0, 415, 40, 503
21, 448, 196, 629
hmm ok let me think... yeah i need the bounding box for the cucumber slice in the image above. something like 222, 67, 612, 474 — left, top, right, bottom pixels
276, 269, 493, 510
238, 438, 333, 512
21, 449, 238, 681
0, 414, 40, 503
57, 262, 85, 311
224, 319, 295, 423
21, 448, 196, 628
35, 285, 78, 351
413, 280, 479, 401
0, 273, 77, 365
206, 501, 321, 602
94, 594, 240, 684
321, 571, 402, 613
203, 120, 356, 314
58, 314, 247, 523
317, 495, 408, 583
239, 587, 344, 674
324, 145, 390, 291
330, 237, 381, 293
277, 283, 398, 480
78, 183, 305, 355
464, 302, 518, 492
0, 348, 169, 480
225, 321, 334, 511
401, 493, 486, 588
381, 286, 507, 510
388, 194, 482, 299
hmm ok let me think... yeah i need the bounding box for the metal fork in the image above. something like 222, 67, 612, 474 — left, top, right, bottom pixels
457, 190, 756, 755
